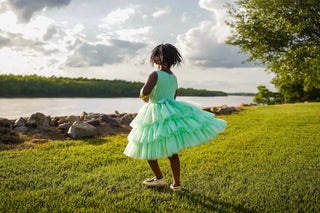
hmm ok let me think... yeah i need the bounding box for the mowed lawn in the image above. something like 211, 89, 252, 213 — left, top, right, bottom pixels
0, 103, 319, 212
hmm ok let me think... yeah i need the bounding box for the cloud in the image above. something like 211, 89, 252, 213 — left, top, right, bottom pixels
65, 39, 147, 67
152, 7, 171, 18
0, 35, 10, 47
7, 0, 72, 23
99, 7, 135, 29
115, 26, 153, 43
176, 0, 252, 68
42, 25, 59, 41
0, 30, 58, 55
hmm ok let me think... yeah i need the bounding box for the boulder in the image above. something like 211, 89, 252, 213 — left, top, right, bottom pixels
58, 122, 72, 130
26, 118, 38, 128
57, 117, 67, 125
240, 103, 249, 107
216, 107, 232, 115
14, 117, 26, 127
43, 117, 51, 127
30, 112, 46, 126
14, 126, 28, 133
119, 114, 134, 126
0, 119, 13, 129
51, 117, 60, 126
85, 119, 100, 126
66, 115, 79, 123
68, 121, 97, 139
83, 115, 96, 121
101, 114, 120, 127
80, 112, 87, 121
201, 107, 211, 112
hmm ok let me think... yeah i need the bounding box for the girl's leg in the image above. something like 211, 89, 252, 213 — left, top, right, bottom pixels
168, 154, 180, 186
147, 160, 163, 179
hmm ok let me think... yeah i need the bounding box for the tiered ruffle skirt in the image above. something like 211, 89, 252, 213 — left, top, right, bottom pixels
124, 99, 226, 160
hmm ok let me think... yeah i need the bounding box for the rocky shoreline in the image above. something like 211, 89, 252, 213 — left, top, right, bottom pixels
0, 104, 256, 148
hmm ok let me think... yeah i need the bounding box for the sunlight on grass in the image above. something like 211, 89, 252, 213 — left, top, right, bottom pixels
1, 103, 319, 212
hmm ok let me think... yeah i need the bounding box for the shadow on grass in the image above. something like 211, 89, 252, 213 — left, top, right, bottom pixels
144, 187, 256, 212
179, 189, 257, 213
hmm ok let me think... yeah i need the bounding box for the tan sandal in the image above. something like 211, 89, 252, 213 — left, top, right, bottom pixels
143, 177, 166, 187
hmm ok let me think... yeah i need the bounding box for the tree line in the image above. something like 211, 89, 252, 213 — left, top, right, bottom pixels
0, 74, 227, 97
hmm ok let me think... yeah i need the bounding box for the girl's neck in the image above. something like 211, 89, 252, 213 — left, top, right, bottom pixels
159, 65, 172, 74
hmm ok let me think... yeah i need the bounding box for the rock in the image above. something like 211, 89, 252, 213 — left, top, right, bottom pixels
14, 117, 26, 127
217, 107, 232, 115
85, 119, 100, 126
101, 114, 120, 127
80, 112, 87, 121
0, 119, 13, 129
51, 117, 60, 126
119, 114, 134, 126
83, 115, 96, 121
68, 121, 97, 139
26, 118, 38, 128
115, 110, 120, 115
43, 117, 51, 127
0, 128, 22, 144
66, 115, 79, 123
57, 117, 67, 125
58, 122, 72, 130
201, 107, 211, 112
210, 107, 217, 113
30, 112, 46, 126
240, 103, 249, 107
14, 126, 28, 133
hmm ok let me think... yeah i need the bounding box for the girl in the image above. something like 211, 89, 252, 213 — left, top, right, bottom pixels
124, 43, 226, 191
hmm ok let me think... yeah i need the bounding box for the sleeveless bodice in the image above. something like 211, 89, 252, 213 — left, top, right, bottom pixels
149, 71, 178, 103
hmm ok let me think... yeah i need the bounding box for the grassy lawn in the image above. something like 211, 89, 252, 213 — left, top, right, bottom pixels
0, 103, 319, 212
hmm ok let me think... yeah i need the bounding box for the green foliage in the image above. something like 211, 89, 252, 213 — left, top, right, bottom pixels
226, 0, 320, 102
0, 74, 226, 97
254, 85, 284, 105
1, 103, 320, 212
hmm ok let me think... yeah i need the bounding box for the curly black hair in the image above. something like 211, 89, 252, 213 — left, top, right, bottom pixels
150, 43, 182, 68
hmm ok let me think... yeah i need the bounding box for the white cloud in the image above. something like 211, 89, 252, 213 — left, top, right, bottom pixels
152, 7, 171, 18
115, 26, 153, 43
176, 0, 251, 68
199, 0, 234, 11
65, 39, 147, 67
99, 7, 135, 29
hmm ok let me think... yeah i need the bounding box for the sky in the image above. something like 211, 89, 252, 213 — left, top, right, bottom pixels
0, 0, 275, 93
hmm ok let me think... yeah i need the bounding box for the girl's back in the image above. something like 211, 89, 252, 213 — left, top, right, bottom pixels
149, 71, 177, 103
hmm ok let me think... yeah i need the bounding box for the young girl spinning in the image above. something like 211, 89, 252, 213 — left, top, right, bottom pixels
124, 43, 226, 191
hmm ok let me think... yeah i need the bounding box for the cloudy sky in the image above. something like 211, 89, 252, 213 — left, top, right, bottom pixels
0, 0, 275, 92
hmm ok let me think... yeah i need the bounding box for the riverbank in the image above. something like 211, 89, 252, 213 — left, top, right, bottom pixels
0, 104, 252, 150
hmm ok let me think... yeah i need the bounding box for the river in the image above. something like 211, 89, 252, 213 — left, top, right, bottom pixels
0, 96, 254, 119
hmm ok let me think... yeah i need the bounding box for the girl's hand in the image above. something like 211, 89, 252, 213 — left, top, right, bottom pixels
139, 94, 149, 103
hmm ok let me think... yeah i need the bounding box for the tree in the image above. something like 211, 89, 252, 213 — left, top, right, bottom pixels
226, 0, 320, 102
254, 85, 284, 105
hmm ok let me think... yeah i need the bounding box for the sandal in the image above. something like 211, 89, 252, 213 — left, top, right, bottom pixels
170, 184, 182, 191
143, 177, 166, 187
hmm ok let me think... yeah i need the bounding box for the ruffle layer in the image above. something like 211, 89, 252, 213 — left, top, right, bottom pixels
124, 99, 227, 160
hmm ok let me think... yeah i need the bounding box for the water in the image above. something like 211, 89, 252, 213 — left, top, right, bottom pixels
0, 96, 254, 119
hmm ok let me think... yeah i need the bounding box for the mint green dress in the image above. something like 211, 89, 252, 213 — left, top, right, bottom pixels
124, 70, 227, 160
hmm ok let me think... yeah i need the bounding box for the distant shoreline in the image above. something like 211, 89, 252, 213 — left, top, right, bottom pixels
0, 74, 256, 97
0, 94, 256, 98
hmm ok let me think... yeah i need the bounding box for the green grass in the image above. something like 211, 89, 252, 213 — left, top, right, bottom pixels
1, 103, 319, 212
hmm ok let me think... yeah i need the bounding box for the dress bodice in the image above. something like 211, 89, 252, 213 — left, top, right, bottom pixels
148, 70, 178, 103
